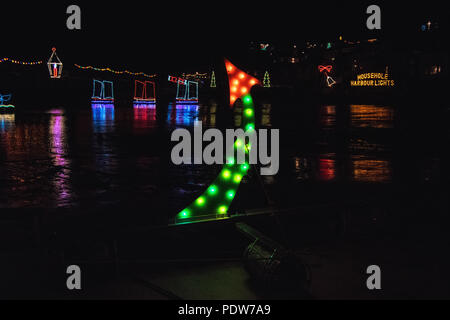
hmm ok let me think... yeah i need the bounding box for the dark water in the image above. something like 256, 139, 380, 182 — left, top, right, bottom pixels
1, 101, 449, 223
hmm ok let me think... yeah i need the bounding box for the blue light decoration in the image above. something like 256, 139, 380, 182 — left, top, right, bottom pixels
0, 94, 14, 109
134, 80, 156, 104
169, 75, 199, 104
92, 80, 114, 103
177, 81, 199, 104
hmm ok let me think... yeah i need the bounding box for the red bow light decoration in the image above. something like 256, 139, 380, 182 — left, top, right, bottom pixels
318, 65, 333, 74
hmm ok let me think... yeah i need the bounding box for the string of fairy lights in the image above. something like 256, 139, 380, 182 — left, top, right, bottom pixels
0, 58, 43, 65
0, 57, 157, 78
1, 54, 212, 81
74, 64, 157, 78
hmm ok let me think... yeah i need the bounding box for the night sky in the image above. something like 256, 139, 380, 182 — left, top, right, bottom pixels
2, 1, 447, 72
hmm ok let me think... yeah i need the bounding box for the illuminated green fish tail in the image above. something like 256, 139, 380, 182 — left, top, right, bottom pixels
176, 59, 260, 224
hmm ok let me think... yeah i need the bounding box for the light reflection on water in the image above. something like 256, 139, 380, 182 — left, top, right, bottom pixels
0, 114, 15, 133
167, 103, 199, 127
350, 104, 394, 129
0, 102, 445, 213
317, 155, 336, 181
319, 105, 336, 128
351, 157, 392, 183
92, 103, 115, 133
49, 110, 72, 206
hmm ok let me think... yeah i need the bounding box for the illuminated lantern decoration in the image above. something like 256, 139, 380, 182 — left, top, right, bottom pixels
134, 80, 156, 104
0, 94, 14, 109
47, 48, 63, 79
176, 59, 260, 224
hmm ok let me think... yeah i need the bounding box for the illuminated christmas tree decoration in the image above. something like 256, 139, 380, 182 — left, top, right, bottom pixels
47, 48, 63, 79
74, 64, 156, 78
263, 71, 271, 88
134, 80, 156, 103
175, 59, 260, 224
210, 71, 217, 88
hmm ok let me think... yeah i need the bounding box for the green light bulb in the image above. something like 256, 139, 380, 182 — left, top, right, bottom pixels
241, 164, 249, 172
208, 185, 218, 196
222, 170, 232, 179
233, 174, 243, 183
218, 206, 228, 214
243, 95, 252, 105
226, 190, 236, 200
196, 197, 206, 206
180, 209, 190, 218
235, 139, 243, 148
244, 109, 254, 117
245, 124, 255, 132
226, 157, 235, 165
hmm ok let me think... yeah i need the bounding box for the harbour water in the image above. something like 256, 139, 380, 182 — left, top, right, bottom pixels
1, 101, 449, 225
